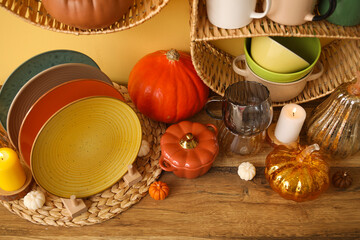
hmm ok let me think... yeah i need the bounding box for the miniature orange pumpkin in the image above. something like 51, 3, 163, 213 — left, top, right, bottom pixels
149, 181, 169, 200
128, 49, 209, 123
265, 144, 330, 202
41, 0, 133, 29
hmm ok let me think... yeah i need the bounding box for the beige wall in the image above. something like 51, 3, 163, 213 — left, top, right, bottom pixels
0, 1, 334, 85
0, 0, 190, 85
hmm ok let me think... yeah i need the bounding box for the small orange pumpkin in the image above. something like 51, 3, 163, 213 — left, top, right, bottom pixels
265, 144, 330, 202
149, 181, 169, 200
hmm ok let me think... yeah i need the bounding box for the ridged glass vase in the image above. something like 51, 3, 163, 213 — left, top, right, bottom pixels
306, 78, 360, 159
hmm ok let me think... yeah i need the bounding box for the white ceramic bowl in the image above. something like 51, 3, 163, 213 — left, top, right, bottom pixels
233, 55, 324, 102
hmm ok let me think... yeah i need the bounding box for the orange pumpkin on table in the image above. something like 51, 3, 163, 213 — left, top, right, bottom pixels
149, 181, 169, 200
41, 0, 133, 29
128, 49, 209, 123
265, 144, 330, 202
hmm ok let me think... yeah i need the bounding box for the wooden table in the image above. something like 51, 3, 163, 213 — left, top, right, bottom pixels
1, 98, 359, 239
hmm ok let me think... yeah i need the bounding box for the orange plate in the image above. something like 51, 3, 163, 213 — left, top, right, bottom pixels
18, 79, 124, 167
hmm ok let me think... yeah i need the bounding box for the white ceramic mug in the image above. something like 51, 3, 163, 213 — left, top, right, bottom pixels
265, 0, 337, 26
233, 55, 324, 102
207, 0, 272, 29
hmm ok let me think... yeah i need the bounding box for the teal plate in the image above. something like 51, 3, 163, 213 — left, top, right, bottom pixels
0, 50, 99, 130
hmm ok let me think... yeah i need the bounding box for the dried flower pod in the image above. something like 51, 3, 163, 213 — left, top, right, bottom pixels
332, 171, 353, 189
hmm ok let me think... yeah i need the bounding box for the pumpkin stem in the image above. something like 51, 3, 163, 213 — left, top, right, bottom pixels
347, 70, 360, 96
296, 144, 320, 162
166, 49, 180, 61
179, 133, 198, 149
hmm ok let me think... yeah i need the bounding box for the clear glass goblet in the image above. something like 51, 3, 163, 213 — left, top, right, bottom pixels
205, 81, 273, 155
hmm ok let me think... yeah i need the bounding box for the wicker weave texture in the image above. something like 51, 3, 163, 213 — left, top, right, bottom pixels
0, 0, 169, 35
0, 84, 166, 227
191, 39, 360, 107
190, 0, 360, 41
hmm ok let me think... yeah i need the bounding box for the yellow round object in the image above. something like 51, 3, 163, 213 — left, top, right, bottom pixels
31, 97, 142, 198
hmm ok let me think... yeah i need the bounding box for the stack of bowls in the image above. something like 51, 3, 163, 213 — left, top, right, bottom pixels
233, 37, 323, 102
0, 50, 142, 198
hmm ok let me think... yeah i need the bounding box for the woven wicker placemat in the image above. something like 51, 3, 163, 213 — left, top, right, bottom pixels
190, 0, 360, 41
0, 84, 166, 227
0, 0, 169, 35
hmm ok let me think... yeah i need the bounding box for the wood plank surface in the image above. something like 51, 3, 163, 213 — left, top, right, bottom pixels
1, 98, 360, 239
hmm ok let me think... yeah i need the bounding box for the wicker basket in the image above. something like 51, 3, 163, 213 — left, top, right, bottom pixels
190, 0, 360, 41
189, 0, 360, 107
0, 0, 169, 35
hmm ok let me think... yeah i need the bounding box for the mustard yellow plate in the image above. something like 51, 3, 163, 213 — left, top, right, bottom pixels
31, 97, 142, 198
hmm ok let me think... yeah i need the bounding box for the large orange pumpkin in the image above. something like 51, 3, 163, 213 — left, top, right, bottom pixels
128, 49, 209, 123
41, 0, 133, 29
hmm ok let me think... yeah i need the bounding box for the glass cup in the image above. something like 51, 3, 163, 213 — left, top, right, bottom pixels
205, 81, 273, 155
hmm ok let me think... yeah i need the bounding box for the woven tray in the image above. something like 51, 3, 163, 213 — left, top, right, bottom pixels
190, 39, 359, 107
0, 0, 169, 35
0, 84, 166, 227
190, 0, 360, 41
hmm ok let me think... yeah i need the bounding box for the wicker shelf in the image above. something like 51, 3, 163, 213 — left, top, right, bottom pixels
189, 0, 360, 107
0, 0, 169, 35
190, 0, 360, 41
191, 39, 359, 107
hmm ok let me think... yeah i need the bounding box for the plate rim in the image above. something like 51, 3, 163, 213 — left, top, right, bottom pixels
7, 63, 111, 149
0, 49, 99, 129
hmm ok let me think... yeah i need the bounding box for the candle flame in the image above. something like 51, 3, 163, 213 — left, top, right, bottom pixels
292, 108, 297, 117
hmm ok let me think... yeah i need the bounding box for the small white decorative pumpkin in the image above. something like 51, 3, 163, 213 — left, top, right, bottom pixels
23, 191, 46, 210
138, 140, 150, 157
238, 162, 256, 181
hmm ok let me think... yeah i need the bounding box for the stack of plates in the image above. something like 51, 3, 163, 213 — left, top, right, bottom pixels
0, 50, 142, 198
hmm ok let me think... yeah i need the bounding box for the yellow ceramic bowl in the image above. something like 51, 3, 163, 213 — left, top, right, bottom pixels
251, 36, 310, 73
31, 96, 142, 198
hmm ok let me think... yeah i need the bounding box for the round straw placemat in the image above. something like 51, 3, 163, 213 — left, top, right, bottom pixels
0, 0, 169, 35
0, 83, 166, 227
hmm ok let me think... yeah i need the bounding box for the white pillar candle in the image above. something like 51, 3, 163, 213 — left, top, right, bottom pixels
274, 104, 306, 144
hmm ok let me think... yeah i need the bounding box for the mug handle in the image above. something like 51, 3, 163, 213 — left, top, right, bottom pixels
205, 96, 223, 120
250, 0, 271, 19
232, 55, 249, 77
306, 62, 324, 82
306, 0, 337, 22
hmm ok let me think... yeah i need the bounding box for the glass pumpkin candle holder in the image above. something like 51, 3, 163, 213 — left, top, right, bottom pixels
306, 75, 360, 159
265, 144, 330, 202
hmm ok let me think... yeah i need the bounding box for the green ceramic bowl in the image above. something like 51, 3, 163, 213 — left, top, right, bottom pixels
244, 37, 321, 83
